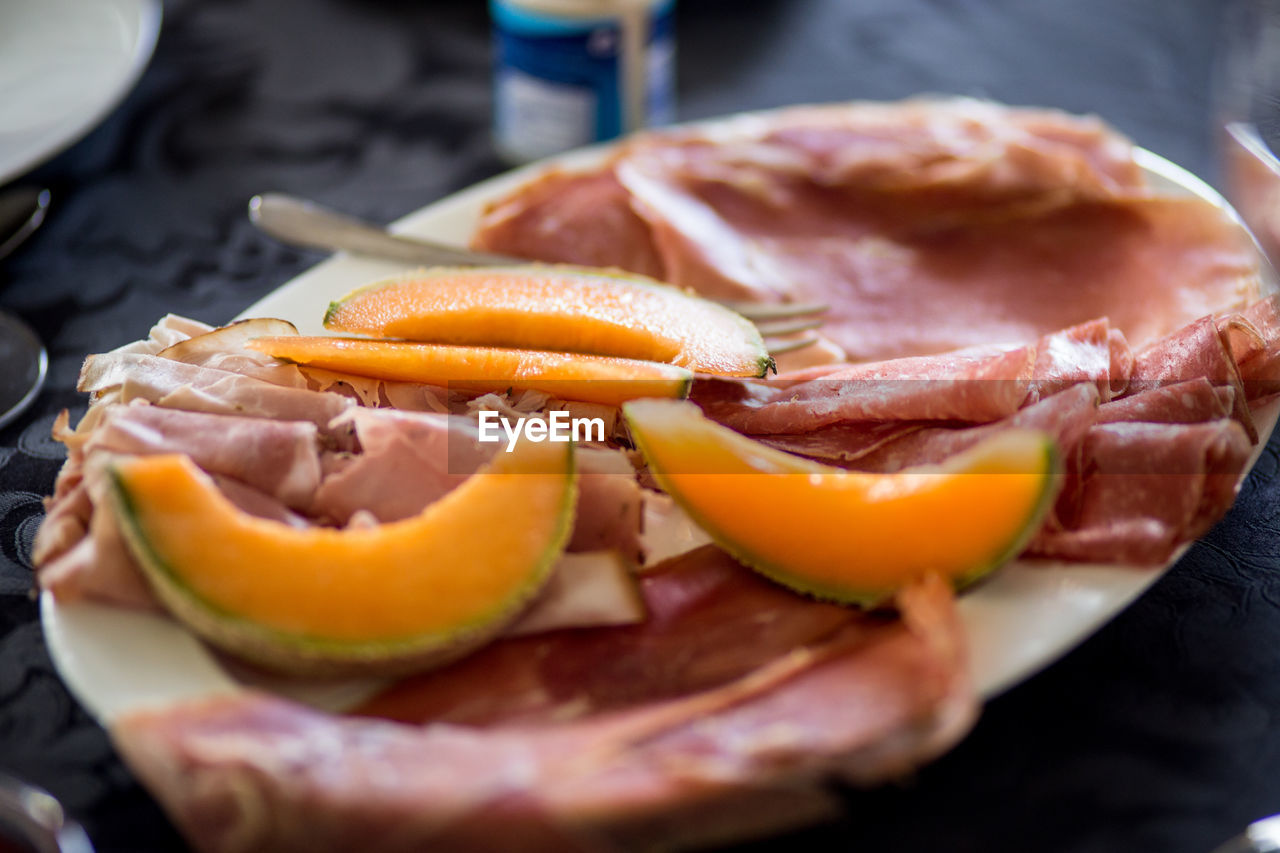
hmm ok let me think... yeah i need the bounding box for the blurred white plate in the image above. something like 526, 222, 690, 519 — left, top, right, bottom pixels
40, 136, 1279, 723
0, 0, 162, 186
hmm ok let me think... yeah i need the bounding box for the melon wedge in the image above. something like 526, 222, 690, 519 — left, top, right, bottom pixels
107, 438, 576, 676
247, 335, 692, 407
623, 400, 1059, 605
322, 266, 775, 377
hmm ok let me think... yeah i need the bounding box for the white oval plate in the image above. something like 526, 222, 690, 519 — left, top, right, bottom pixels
0, 0, 162, 187
41, 139, 1278, 724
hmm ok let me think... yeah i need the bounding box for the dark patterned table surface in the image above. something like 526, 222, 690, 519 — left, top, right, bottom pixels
2, 1, 1278, 851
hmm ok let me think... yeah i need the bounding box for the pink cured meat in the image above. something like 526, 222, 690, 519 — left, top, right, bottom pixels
1029, 419, 1253, 565
1127, 315, 1256, 441
473, 100, 1258, 361
112, 561, 974, 853
469, 167, 667, 280
354, 547, 856, 726
852, 383, 1101, 474
696, 320, 1118, 437
78, 353, 356, 436
758, 421, 925, 464
310, 408, 489, 526
1238, 294, 1280, 398
696, 345, 1034, 435
84, 404, 323, 510
1096, 378, 1235, 425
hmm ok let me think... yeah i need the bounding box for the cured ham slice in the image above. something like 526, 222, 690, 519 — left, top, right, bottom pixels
1127, 315, 1256, 440
112, 561, 974, 853
697, 320, 1120, 437
353, 547, 855, 725
758, 421, 924, 465
84, 404, 323, 510
694, 346, 1033, 435
470, 167, 667, 279
79, 353, 356, 433
1097, 378, 1235, 425
473, 100, 1259, 361
852, 383, 1101, 474
309, 408, 489, 525
1029, 419, 1253, 565
1237, 295, 1280, 398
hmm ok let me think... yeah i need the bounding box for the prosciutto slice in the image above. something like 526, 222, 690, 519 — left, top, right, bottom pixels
1097, 378, 1235, 425
79, 353, 355, 433
112, 558, 974, 853
1126, 315, 1257, 440
473, 99, 1259, 361
84, 403, 323, 510
852, 382, 1101, 474
1029, 419, 1253, 565
697, 320, 1120, 437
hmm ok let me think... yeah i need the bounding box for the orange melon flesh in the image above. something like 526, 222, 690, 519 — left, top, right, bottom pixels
623, 399, 1058, 604
322, 266, 775, 377
247, 335, 692, 407
108, 439, 575, 675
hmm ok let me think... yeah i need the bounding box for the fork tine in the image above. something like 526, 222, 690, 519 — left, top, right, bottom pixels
764, 335, 821, 356
753, 317, 824, 337
722, 301, 829, 321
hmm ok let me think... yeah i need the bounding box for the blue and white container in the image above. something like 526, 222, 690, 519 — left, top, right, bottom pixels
491, 0, 675, 163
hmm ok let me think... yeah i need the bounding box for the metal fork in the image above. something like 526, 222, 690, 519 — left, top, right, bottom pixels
247, 193, 826, 356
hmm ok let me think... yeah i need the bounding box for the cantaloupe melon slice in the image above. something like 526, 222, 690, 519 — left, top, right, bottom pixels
107, 438, 576, 676
247, 335, 692, 407
322, 266, 775, 377
623, 399, 1059, 605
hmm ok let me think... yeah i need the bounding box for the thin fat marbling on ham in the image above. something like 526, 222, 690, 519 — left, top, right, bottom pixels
112, 563, 974, 853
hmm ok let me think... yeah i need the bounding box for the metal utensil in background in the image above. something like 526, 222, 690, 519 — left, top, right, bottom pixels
247, 192, 829, 355
0, 773, 94, 853
0, 186, 50, 430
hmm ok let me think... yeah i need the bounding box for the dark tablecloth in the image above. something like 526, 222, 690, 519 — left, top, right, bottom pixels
2, 1, 1277, 851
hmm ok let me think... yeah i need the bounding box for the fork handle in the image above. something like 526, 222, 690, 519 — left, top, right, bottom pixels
248, 193, 516, 268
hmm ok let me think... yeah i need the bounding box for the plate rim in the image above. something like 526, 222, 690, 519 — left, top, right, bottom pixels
39, 122, 1278, 725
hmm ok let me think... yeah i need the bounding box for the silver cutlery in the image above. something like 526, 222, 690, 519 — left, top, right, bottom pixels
247, 192, 827, 356
0, 186, 51, 430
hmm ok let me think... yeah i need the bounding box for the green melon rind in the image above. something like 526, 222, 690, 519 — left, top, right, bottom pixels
324, 265, 775, 378
624, 407, 1060, 608
107, 448, 578, 678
